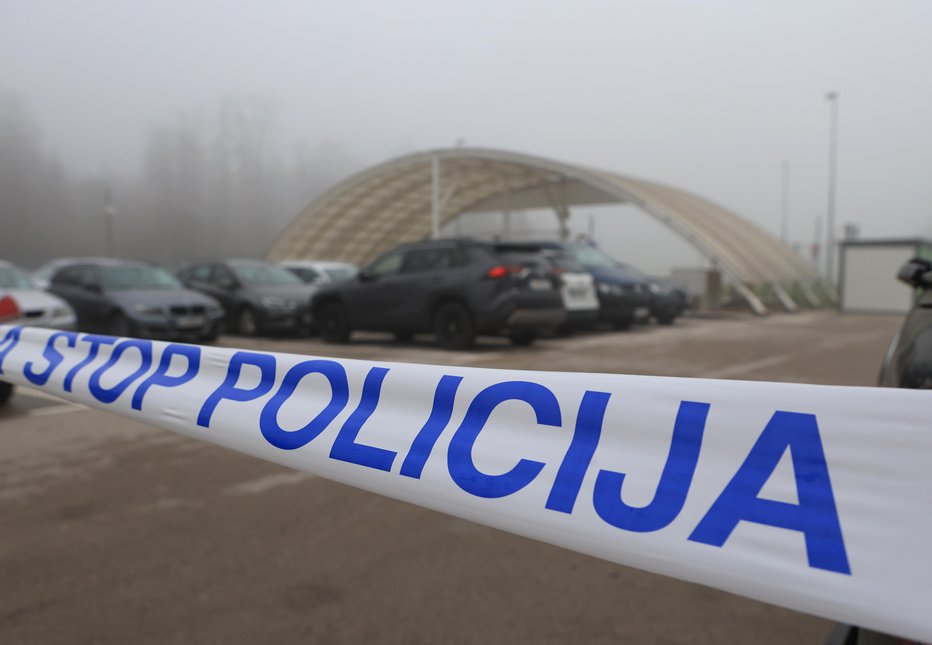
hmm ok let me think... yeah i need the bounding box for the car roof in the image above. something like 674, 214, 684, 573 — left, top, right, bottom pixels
56, 258, 160, 268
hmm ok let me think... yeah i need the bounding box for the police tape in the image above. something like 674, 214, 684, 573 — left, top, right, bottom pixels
1, 324, 930, 640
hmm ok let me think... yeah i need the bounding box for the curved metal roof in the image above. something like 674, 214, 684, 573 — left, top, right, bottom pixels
267, 148, 818, 312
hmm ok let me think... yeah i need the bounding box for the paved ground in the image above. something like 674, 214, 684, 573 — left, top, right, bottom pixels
0, 311, 903, 644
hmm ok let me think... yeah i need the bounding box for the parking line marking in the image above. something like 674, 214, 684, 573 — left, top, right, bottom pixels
704, 355, 790, 379
25, 403, 87, 418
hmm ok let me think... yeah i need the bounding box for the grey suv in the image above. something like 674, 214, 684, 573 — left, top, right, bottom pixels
312, 239, 566, 349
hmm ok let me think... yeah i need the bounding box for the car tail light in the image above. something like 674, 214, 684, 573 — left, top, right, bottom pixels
486, 265, 525, 279
0, 295, 20, 323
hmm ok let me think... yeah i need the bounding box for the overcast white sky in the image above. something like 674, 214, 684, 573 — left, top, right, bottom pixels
2, 0, 930, 268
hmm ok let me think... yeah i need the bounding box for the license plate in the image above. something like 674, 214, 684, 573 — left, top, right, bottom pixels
529, 278, 552, 291
176, 315, 205, 329
634, 307, 650, 319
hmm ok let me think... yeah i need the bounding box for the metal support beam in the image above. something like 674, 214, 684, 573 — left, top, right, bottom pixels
431, 155, 440, 240
772, 284, 799, 312
798, 282, 823, 307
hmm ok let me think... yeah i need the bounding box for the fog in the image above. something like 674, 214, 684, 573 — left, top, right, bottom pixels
2, 0, 930, 273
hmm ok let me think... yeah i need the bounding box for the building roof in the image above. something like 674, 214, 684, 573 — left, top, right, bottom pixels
267, 147, 819, 312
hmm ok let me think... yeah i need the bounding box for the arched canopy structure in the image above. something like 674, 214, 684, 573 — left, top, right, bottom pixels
267, 148, 820, 314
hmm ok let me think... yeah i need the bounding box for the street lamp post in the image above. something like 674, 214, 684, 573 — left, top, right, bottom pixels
103, 187, 116, 256
825, 91, 839, 283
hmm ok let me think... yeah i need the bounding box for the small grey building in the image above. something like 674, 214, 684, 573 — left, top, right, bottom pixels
839, 238, 932, 313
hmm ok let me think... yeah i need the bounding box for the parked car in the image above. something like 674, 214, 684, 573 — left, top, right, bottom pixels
47, 259, 224, 341
32, 258, 84, 290
0, 261, 76, 330
615, 262, 688, 325
178, 259, 317, 336
279, 260, 358, 285
832, 258, 932, 644
878, 257, 932, 389
494, 244, 599, 331
312, 239, 566, 349
1, 261, 77, 406
532, 241, 653, 329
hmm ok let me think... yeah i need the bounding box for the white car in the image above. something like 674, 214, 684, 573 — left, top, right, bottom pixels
0, 261, 77, 330
279, 260, 358, 285
1, 261, 77, 406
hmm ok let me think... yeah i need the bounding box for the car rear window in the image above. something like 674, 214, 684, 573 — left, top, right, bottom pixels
0, 266, 34, 289
101, 266, 182, 290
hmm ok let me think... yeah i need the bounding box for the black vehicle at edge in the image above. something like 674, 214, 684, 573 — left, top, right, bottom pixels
47, 258, 224, 341
878, 257, 932, 389
312, 239, 566, 349
178, 259, 317, 336
532, 240, 653, 328
832, 257, 932, 645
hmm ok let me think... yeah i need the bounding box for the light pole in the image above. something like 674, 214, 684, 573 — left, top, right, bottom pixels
825, 91, 839, 283
103, 187, 116, 256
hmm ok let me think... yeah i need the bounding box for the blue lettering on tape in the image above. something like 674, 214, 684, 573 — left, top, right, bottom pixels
330, 367, 396, 471
399, 375, 464, 479
198, 351, 277, 428
131, 343, 201, 411
688, 411, 851, 575
259, 359, 348, 450
0, 326, 23, 374
594, 401, 709, 532
545, 390, 611, 514
24, 331, 78, 386
448, 380, 561, 499
64, 335, 116, 392
88, 339, 154, 404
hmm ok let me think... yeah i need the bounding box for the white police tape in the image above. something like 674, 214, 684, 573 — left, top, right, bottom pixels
1, 324, 930, 640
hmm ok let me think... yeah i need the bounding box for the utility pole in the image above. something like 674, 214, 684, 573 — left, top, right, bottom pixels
825, 92, 839, 283
103, 186, 116, 256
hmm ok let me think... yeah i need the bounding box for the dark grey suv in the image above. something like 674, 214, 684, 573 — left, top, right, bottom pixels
312, 239, 566, 349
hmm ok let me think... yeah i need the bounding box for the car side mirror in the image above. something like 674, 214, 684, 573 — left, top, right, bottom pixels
218, 278, 237, 290
898, 259, 932, 288
82, 282, 101, 293
358, 270, 375, 282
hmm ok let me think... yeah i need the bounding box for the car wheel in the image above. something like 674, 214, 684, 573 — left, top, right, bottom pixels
237, 308, 260, 337
0, 380, 13, 406
110, 311, 134, 337
433, 302, 475, 350
317, 302, 351, 343
613, 317, 632, 331
657, 314, 676, 326
508, 331, 537, 347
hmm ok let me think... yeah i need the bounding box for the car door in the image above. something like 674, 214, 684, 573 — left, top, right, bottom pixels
345, 249, 410, 331
207, 264, 245, 323
50, 265, 106, 331
399, 247, 461, 328
78, 266, 114, 331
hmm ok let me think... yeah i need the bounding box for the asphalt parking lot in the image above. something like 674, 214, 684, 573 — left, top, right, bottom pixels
0, 310, 904, 644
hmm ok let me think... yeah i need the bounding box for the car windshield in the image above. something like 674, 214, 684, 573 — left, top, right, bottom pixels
324, 267, 357, 281
568, 245, 619, 268
231, 262, 303, 285
0, 266, 34, 289
101, 266, 182, 290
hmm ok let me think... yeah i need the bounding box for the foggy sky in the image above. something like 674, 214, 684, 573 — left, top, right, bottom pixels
2, 0, 931, 266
